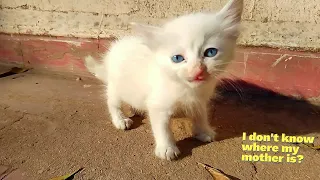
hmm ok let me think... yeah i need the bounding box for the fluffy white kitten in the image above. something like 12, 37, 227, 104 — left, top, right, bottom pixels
85, 0, 243, 160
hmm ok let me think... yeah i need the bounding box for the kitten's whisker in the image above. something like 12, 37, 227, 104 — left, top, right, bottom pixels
212, 69, 239, 79
218, 78, 245, 101
211, 73, 244, 99
212, 68, 246, 100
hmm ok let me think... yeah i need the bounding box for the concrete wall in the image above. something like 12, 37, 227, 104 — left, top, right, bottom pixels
1, 0, 320, 51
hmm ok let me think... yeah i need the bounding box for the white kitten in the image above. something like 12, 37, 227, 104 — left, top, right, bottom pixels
85, 0, 243, 161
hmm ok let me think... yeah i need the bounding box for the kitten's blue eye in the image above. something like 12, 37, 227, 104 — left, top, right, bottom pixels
204, 48, 218, 57
171, 55, 185, 63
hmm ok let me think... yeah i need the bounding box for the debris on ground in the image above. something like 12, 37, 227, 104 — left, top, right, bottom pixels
50, 167, 84, 180
0, 67, 31, 78
301, 143, 320, 150
197, 162, 231, 180
83, 84, 91, 88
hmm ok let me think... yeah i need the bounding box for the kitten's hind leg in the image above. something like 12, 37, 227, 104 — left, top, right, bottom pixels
106, 85, 133, 130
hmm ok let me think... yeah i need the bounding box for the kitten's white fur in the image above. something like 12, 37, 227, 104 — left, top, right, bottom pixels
85, 0, 243, 160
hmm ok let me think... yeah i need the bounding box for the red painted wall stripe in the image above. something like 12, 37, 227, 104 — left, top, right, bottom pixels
0, 33, 319, 99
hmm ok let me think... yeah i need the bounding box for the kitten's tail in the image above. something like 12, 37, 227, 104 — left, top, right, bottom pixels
84, 55, 105, 80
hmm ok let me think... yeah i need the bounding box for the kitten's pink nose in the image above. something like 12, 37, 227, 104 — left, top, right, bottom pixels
193, 66, 207, 81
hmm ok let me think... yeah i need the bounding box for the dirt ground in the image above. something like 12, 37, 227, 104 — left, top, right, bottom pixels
0, 67, 320, 180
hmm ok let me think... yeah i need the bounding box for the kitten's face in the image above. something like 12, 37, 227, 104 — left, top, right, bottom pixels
132, 0, 243, 88
154, 13, 238, 88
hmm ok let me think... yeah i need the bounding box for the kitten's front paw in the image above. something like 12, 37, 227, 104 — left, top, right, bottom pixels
194, 128, 216, 142
155, 144, 180, 161
113, 118, 133, 130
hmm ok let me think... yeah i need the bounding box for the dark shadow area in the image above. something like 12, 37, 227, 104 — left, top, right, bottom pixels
166, 79, 320, 160
211, 79, 320, 141
129, 115, 145, 130
176, 137, 209, 160
0, 67, 30, 78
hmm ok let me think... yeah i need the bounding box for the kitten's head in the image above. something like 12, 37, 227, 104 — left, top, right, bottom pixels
132, 0, 243, 88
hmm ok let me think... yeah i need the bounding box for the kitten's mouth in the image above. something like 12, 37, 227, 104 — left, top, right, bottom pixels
188, 74, 208, 83
190, 77, 205, 82
194, 75, 206, 81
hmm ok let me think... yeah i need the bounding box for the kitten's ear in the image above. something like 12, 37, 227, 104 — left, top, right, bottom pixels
218, 0, 244, 39
130, 22, 162, 50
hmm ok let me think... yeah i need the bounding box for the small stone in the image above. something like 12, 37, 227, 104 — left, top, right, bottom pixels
83, 84, 91, 88
76, 77, 81, 81
313, 136, 320, 146
262, 17, 268, 23
37, 168, 44, 174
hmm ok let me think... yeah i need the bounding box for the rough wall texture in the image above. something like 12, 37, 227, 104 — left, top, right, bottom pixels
0, 0, 320, 51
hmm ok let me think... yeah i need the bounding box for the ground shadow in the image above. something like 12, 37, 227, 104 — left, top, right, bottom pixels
174, 79, 320, 160
129, 115, 145, 130
176, 137, 209, 159
211, 79, 320, 141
